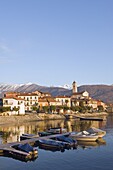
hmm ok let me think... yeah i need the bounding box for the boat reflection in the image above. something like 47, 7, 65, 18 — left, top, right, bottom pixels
38, 144, 77, 152
78, 138, 106, 149
39, 145, 65, 152
0, 152, 38, 162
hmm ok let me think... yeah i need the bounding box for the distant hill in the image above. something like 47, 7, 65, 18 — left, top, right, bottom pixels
0, 83, 71, 98
78, 85, 113, 104
0, 83, 113, 104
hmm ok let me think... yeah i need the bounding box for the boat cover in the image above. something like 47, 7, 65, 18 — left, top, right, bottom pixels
18, 143, 34, 153
56, 136, 76, 144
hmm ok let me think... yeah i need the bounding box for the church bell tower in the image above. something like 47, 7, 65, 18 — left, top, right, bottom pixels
72, 81, 77, 93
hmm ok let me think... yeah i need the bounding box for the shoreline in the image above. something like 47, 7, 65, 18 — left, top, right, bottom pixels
0, 112, 108, 125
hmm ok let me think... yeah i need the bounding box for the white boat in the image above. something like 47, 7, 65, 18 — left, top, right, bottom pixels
86, 127, 106, 138
70, 131, 98, 142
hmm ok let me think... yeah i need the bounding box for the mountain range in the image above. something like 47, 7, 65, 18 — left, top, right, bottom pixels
0, 83, 113, 104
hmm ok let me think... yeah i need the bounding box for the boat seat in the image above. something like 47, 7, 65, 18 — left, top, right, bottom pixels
82, 131, 90, 135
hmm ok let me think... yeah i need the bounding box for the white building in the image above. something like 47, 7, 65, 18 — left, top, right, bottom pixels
55, 96, 71, 107
17, 93, 38, 111
3, 97, 25, 115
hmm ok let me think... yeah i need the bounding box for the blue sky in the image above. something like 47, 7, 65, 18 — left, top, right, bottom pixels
0, 0, 113, 87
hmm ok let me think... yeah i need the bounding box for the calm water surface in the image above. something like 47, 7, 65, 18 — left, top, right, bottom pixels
0, 114, 113, 170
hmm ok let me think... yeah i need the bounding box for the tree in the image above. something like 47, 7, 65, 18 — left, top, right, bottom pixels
50, 105, 56, 113
63, 106, 69, 113
13, 107, 19, 112
97, 105, 104, 112
31, 106, 38, 111
42, 106, 49, 113
65, 99, 69, 106
0, 106, 11, 112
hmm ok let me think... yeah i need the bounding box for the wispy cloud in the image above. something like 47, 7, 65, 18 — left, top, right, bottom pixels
0, 55, 13, 64
0, 42, 14, 63
0, 39, 32, 64
0, 43, 11, 53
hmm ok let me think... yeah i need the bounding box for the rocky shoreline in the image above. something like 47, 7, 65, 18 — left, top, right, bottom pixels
0, 113, 65, 125
0, 112, 108, 125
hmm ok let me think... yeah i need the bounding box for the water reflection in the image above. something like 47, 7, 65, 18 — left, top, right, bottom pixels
0, 118, 107, 144
77, 138, 106, 149
0, 117, 110, 163
0, 152, 38, 163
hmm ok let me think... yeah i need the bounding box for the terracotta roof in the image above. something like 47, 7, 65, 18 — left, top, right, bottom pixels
18, 93, 38, 96
42, 92, 51, 94
38, 99, 47, 102
39, 97, 56, 102
56, 96, 71, 98
33, 90, 43, 94
5, 92, 18, 94
72, 91, 86, 95
14, 97, 24, 101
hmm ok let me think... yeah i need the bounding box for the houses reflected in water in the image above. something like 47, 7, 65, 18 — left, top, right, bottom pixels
0, 118, 107, 144
0, 118, 109, 163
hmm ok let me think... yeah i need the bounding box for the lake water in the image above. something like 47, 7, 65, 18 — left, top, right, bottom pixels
0, 114, 113, 170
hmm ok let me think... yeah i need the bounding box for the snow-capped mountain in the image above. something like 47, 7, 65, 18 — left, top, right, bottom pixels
58, 84, 72, 89
0, 83, 71, 97
0, 83, 113, 104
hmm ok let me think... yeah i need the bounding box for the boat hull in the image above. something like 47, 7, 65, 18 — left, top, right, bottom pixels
74, 135, 98, 142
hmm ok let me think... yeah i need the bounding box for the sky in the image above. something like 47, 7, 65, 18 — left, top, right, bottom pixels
0, 0, 113, 87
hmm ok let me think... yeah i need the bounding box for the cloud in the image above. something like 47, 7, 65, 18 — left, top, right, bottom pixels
0, 43, 11, 53
0, 55, 13, 63
0, 42, 13, 63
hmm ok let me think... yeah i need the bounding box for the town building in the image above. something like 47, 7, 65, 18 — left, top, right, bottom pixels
17, 93, 38, 111
2, 97, 25, 115
55, 96, 71, 107
71, 81, 107, 111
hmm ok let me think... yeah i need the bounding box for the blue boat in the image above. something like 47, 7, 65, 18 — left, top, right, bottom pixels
38, 139, 65, 151
53, 135, 77, 147
16, 143, 38, 155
